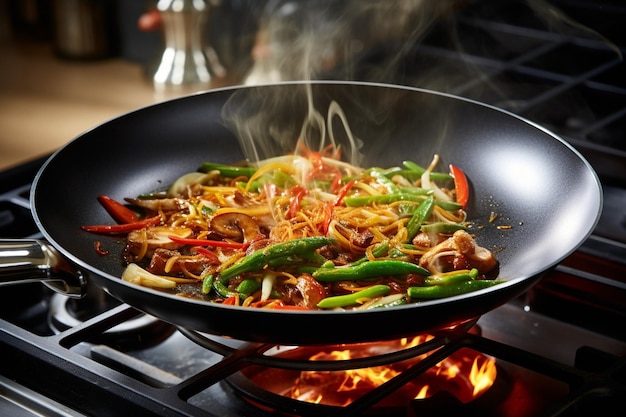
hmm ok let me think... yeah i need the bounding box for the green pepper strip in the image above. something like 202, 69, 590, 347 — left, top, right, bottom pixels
344, 193, 426, 207
213, 278, 237, 298
236, 278, 260, 296
202, 274, 214, 294
369, 169, 400, 194
406, 196, 434, 241
312, 260, 429, 282
199, 162, 257, 178
435, 200, 463, 211
396, 187, 432, 196
317, 285, 391, 309
420, 222, 467, 234
352, 241, 390, 266
365, 293, 408, 309
220, 236, 334, 280
423, 268, 478, 286
407, 279, 506, 300
401, 161, 453, 181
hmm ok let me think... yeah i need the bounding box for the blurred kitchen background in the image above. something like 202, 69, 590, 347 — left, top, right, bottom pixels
0, 0, 264, 171
0, 0, 624, 183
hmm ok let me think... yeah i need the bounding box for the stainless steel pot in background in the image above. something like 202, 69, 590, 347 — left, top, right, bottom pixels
52, 0, 119, 59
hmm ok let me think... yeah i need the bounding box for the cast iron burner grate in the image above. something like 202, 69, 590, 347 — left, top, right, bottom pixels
1, 301, 625, 417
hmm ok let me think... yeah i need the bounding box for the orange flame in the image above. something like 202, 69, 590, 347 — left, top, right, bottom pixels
470, 354, 498, 397
289, 336, 497, 407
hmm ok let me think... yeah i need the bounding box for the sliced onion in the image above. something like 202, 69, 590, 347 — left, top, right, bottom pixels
122, 263, 177, 289
260, 273, 276, 302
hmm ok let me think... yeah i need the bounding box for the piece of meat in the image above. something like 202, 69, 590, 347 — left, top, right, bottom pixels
418, 230, 498, 274
146, 248, 210, 275
125, 226, 192, 260
295, 274, 326, 308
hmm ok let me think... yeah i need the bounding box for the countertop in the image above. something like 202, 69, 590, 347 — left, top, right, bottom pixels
0, 35, 164, 172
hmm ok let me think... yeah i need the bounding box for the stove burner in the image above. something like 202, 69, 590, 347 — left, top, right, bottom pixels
231, 341, 497, 416
173, 321, 502, 416
48, 285, 175, 349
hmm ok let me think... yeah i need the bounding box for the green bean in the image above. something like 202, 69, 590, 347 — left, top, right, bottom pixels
312, 260, 429, 282
423, 268, 478, 286
388, 247, 409, 260
407, 279, 506, 300
317, 285, 391, 309
397, 188, 432, 196
201, 274, 214, 294
402, 160, 426, 173
344, 193, 426, 207
369, 168, 400, 194
213, 278, 237, 298
265, 237, 331, 255
199, 162, 257, 178
364, 293, 408, 309
220, 236, 334, 280
435, 200, 463, 211
406, 196, 434, 241
402, 161, 453, 181
352, 241, 390, 266
236, 278, 260, 296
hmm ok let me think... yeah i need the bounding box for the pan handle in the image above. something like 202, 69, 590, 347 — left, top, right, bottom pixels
0, 239, 87, 298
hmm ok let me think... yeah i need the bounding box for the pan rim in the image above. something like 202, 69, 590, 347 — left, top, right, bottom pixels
30, 80, 603, 318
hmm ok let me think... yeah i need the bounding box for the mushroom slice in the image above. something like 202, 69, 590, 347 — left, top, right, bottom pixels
210, 212, 261, 243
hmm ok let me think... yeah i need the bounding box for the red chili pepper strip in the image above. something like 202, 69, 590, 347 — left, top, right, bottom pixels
167, 235, 247, 250
334, 179, 356, 206
97, 194, 139, 224
319, 202, 334, 235
190, 247, 221, 264
81, 215, 161, 235
449, 164, 469, 209
287, 185, 308, 219
222, 295, 239, 306
93, 241, 109, 256
329, 171, 343, 192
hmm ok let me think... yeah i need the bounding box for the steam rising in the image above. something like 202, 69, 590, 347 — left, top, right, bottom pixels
221, 82, 369, 167
245, 0, 459, 85
220, 0, 620, 166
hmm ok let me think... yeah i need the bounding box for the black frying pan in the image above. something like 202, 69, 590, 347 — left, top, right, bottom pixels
1, 81, 602, 345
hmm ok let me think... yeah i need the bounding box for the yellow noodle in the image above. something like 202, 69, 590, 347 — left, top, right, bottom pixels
134, 228, 149, 262
215, 206, 273, 217
352, 181, 381, 196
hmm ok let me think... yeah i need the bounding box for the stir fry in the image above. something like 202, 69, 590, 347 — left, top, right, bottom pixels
83, 145, 503, 310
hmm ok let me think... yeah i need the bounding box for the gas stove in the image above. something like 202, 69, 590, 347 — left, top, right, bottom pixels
1, 0, 626, 416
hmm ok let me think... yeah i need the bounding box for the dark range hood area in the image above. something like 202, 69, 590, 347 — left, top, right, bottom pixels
1, 1, 625, 416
